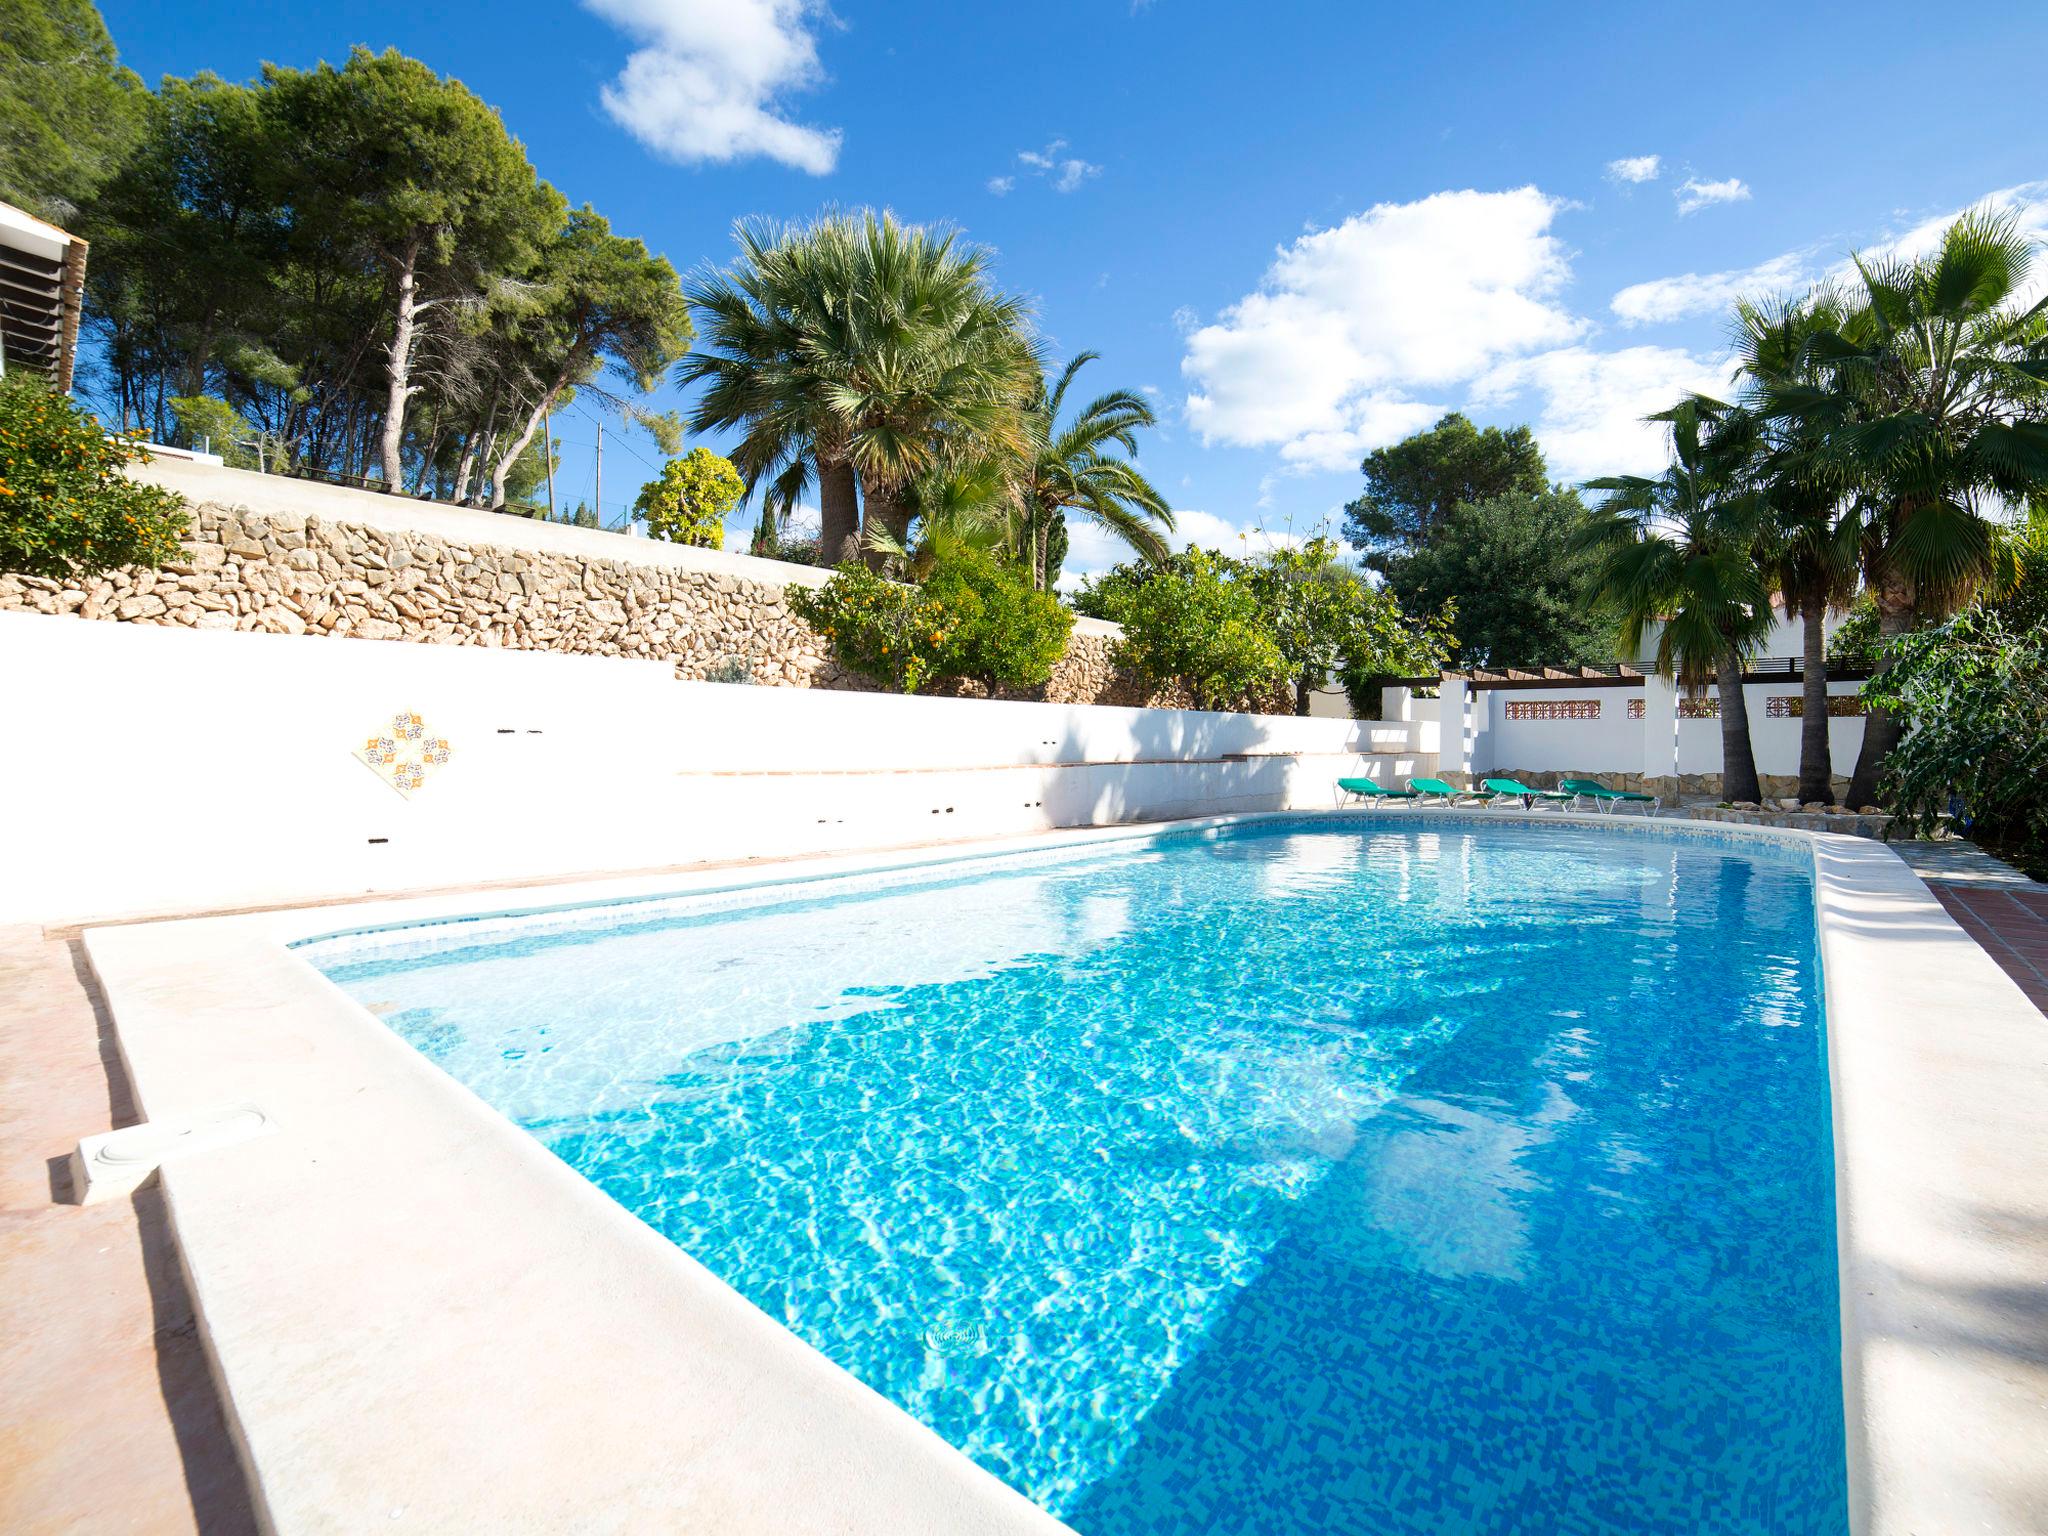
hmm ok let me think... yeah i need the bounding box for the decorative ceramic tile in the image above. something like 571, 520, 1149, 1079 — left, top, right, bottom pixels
355, 711, 453, 799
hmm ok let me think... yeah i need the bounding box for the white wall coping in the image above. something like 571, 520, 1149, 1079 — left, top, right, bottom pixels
134, 456, 840, 588
79, 810, 2047, 1535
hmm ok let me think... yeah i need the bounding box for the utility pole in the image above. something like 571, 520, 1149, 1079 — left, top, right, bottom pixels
543, 405, 556, 519
594, 422, 603, 530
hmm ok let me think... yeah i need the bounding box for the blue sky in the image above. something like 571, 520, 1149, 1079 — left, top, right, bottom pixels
99, 0, 2048, 581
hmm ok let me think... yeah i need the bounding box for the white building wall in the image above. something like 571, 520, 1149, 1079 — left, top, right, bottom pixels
0, 612, 1436, 924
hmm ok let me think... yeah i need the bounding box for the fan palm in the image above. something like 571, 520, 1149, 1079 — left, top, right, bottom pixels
1578, 397, 1777, 804
1014, 353, 1174, 591
681, 211, 1039, 569
1770, 208, 2048, 804
680, 219, 855, 558
1733, 291, 1862, 803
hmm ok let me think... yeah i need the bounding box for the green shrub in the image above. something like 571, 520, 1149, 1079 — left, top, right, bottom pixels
790, 563, 952, 692
634, 447, 741, 549
789, 546, 1071, 695
1087, 548, 1285, 710
1865, 607, 2047, 873
0, 374, 187, 580
920, 545, 1071, 689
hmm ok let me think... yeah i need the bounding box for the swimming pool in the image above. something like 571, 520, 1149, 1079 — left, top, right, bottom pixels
305, 818, 1847, 1535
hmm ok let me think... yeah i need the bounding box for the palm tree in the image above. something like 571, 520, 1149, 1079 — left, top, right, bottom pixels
1578, 397, 1777, 804
1733, 292, 1862, 803
1774, 208, 2048, 805
681, 211, 1039, 571
1014, 353, 1174, 591
679, 217, 859, 561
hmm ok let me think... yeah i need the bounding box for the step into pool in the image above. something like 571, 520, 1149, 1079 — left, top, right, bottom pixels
303, 818, 1847, 1535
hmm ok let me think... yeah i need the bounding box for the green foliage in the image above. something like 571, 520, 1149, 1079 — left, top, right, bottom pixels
1827, 592, 1881, 669
922, 545, 1073, 688
1382, 490, 1606, 668
1865, 608, 2048, 873
790, 564, 955, 693
683, 211, 1038, 566
167, 395, 260, 469
1080, 541, 1451, 714
1243, 537, 1454, 711
701, 654, 758, 686
1013, 352, 1172, 590
1342, 412, 1548, 567
74, 43, 682, 507
0, 375, 187, 579
1578, 398, 1775, 691
789, 547, 1070, 695
0, 0, 145, 221
1081, 549, 1285, 711
635, 448, 742, 549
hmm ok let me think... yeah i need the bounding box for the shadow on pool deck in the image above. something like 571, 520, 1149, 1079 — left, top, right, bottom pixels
0, 927, 258, 1535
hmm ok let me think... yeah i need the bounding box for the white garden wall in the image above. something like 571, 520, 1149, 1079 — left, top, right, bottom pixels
1436, 677, 1867, 787
0, 611, 1435, 924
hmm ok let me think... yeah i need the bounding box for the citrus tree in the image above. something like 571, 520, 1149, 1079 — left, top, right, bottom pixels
635, 447, 742, 549
0, 375, 186, 580
789, 545, 1070, 695
1081, 548, 1285, 711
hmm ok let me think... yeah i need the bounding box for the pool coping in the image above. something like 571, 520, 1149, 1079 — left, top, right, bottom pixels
76, 808, 2048, 1535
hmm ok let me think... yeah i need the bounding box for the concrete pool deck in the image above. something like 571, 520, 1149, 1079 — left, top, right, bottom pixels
17, 811, 2048, 1534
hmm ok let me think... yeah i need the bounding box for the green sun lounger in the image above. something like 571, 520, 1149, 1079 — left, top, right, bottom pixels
1338, 776, 1417, 802
1559, 777, 1659, 814
1481, 776, 1573, 808
1407, 777, 1482, 803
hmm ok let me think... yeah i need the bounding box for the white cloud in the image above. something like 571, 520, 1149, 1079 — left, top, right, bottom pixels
1845, 179, 2048, 308
586, 0, 842, 174
1611, 178, 2048, 328
1606, 155, 1661, 185
1179, 187, 1584, 471
1675, 176, 1751, 215
1013, 139, 1101, 194
1471, 344, 1735, 482
986, 175, 1014, 196
1611, 249, 1814, 325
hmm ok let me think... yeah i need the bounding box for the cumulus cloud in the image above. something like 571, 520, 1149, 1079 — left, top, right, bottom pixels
986, 175, 1014, 196
586, 0, 842, 174
1014, 139, 1102, 193
1675, 176, 1751, 215
1180, 187, 1585, 472
1611, 249, 1814, 325
1606, 155, 1661, 185
1471, 344, 1735, 482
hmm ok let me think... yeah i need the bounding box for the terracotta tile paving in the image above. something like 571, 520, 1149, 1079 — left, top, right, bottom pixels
0, 926, 257, 1535
1927, 882, 2048, 1020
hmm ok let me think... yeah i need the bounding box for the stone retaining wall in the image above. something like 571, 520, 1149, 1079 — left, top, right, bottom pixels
0, 500, 1220, 710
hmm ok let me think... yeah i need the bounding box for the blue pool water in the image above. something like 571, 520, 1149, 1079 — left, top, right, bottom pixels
307, 819, 1847, 1535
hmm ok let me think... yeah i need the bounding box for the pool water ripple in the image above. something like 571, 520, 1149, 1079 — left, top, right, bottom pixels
312, 821, 1846, 1535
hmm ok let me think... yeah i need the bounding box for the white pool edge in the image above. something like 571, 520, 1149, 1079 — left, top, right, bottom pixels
78, 808, 2048, 1535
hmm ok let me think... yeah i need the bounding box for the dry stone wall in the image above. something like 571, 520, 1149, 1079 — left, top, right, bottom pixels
0, 500, 1206, 709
